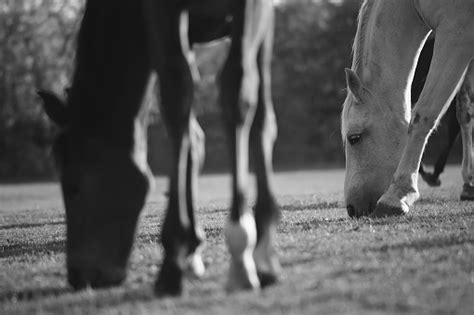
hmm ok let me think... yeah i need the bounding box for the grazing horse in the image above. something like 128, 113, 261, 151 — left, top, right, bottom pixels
341, 0, 474, 218
38, 0, 279, 296
415, 37, 461, 187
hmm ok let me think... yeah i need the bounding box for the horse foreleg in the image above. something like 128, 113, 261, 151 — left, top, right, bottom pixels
374, 34, 473, 217
221, 0, 274, 292
183, 114, 206, 278
221, 54, 259, 292
153, 10, 201, 296
457, 66, 474, 201
249, 12, 280, 288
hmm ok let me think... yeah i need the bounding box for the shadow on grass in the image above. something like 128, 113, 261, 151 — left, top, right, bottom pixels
366, 208, 473, 226
0, 220, 65, 231
366, 234, 473, 253
0, 285, 156, 310
281, 201, 341, 212
0, 239, 65, 258
0, 287, 71, 304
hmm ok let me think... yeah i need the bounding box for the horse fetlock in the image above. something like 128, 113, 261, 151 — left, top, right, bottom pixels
225, 212, 260, 291
391, 174, 420, 201
226, 250, 260, 292
460, 183, 474, 201
155, 255, 184, 296
184, 244, 206, 279
225, 212, 257, 258
253, 225, 280, 287
183, 224, 206, 279
420, 172, 441, 187
461, 171, 473, 187
373, 181, 419, 217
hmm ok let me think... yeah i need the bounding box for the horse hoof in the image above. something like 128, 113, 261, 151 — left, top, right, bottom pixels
154, 259, 183, 297
460, 184, 474, 201
373, 194, 409, 217
253, 229, 280, 288
257, 271, 278, 288
421, 173, 441, 187
226, 253, 260, 292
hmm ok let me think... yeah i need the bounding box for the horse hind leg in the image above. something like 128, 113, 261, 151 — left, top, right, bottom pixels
431, 103, 459, 185
457, 67, 474, 201
220, 0, 274, 292
153, 11, 203, 296
250, 13, 280, 288
420, 103, 459, 187
183, 114, 206, 278
221, 43, 259, 293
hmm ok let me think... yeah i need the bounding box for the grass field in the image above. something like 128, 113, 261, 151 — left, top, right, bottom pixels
1, 166, 473, 314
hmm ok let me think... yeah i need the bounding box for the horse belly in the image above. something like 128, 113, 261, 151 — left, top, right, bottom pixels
186, 0, 232, 17
185, 0, 233, 43
188, 15, 232, 44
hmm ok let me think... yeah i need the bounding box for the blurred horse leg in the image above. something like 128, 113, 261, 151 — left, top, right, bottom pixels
183, 113, 206, 278
420, 103, 460, 187
249, 11, 280, 287
431, 103, 460, 184
220, 0, 273, 292
153, 9, 202, 296
457, 65, 474, 201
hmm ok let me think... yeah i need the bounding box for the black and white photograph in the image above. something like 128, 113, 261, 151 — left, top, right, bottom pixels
1, 0, 473, 313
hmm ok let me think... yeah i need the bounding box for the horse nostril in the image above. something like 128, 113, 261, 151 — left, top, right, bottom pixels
346, 205, 356, 218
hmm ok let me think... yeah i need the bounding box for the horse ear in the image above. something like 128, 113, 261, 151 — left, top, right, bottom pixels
345, 68, 364, 102
37, 90, 69, 126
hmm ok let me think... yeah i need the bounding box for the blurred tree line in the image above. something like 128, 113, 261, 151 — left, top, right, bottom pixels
0, 0, 83, 179
0, 0, 461, 180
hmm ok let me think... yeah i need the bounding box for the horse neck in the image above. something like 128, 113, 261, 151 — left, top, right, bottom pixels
69, 2, 150, 143
354, 0, 430, 124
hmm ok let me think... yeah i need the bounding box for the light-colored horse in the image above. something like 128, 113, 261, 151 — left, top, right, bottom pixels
341, 0, 474, 218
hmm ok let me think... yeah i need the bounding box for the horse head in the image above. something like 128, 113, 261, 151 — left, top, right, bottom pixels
341, 69, 407, 217
38, 90, 151, 289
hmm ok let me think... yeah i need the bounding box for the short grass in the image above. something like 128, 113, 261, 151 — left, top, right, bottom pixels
0, 167, 472, 314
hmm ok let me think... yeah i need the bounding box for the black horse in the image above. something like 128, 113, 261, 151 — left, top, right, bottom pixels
38, 0, 279, 297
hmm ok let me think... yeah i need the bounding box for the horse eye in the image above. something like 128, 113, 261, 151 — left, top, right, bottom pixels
348, 134, 362, 145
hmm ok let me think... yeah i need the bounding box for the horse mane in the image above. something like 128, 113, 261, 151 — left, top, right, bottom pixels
351, 0, 376, 74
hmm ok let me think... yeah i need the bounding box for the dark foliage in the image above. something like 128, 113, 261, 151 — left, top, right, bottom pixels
0, 0, 460, 179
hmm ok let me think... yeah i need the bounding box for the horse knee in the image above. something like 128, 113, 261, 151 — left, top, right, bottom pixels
240, 65, 260, 114
221, 59, 260, 125
456, 83, 472, 127
251, 110, 277, 157
408, 111, 439, 137
263, 110, 277, 144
